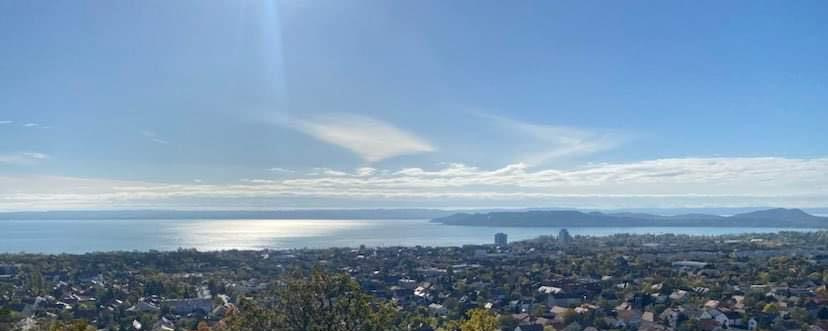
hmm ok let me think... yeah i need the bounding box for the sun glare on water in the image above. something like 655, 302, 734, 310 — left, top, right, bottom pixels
171, 219, 373, 251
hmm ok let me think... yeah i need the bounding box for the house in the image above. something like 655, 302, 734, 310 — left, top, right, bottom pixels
704, 300, 720, 309
534, 317, 553, 326
151, 317, 175, 331
128, 300, 160, 313
414, 284, 432, 298
699, 308, 723, 320
538, 286, 563, 294
550, 306, 570, 320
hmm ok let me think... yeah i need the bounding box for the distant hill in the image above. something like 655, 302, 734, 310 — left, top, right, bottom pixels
431, 208, 828, 228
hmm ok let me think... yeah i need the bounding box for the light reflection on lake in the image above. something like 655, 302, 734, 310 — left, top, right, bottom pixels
0, 218, 820, 254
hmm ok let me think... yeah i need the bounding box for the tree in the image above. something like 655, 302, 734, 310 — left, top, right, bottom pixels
762, 302, 780, 314
223, 269, 397, 331
789, 307, 811, 324
35, 320, 96, 331
459, 308, 498, 331
497, 314, 518, 330
29, 270, 45, 296
276, 270, 396, 331
221, 297, 280, 331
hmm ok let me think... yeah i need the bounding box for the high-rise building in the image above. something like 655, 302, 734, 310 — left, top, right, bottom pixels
494, 232, 508, 246
559, 228, 573, 243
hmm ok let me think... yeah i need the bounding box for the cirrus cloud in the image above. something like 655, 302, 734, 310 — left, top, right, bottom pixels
279, 113, 435, 162
478, 112, 628, 165
0, 157, 826, 210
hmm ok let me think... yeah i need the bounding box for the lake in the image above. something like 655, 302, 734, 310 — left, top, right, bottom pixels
0, 218, 820, 254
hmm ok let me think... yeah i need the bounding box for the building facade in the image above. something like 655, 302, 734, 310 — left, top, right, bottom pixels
495, 233, 508, 246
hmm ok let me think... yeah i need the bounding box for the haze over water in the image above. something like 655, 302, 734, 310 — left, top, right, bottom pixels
0, 219, 819, 254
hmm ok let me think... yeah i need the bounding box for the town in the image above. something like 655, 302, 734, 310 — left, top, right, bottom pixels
1, 230, 827, 331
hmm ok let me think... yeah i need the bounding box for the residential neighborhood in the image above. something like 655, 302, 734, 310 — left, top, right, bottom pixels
1, 230, 827, 331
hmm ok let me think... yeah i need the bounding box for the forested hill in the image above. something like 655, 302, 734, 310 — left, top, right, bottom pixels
431, 208, 828, 228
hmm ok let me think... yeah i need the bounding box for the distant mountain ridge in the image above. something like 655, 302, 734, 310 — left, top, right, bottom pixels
431, 208, 828, 228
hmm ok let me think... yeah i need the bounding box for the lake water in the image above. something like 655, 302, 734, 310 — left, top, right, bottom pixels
0, 219, 820, 254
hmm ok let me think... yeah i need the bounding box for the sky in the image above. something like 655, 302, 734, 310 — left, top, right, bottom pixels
1, 0, 827, 211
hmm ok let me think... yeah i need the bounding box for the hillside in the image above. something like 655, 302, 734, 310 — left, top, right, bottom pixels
431, 208, 828, 228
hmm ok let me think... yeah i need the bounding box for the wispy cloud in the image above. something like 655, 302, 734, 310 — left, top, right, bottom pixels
22, 122, 49, 129
141, 130, 169, 145
355, 167, 377, 177
0, 120, 12, 125
479, 113, 626, 165
279, 113, 435, 162
1, 157, 826, 210
0, 152, 49, 165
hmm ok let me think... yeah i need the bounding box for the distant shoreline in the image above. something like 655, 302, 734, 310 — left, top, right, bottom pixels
0, 226, 824, 256
2, 207, 828, 221
431, 208, 828, 228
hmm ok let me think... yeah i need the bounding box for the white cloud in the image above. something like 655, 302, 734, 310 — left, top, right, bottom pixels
479, 113, 626, 164
268, 167, 295, 174
22, 152, 48, 159
0, 157, 826, 210
141, 130, 169, 144
355, 167, 377, 177
0, 152, 49, 165
282, 113, 435, 162
21, 122, 50, 129
0, 120, 12, 125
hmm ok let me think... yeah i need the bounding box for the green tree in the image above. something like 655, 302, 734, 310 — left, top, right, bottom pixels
29, 270, 45, 296
762, 303, 779, 314
277, 270, 395, 331
38, 320, 96, 331
497, 314, 518, 330
789, 307, 811, 324
221, 297, 281, 331
459, 308, 498, 331
225, 269, 397, 331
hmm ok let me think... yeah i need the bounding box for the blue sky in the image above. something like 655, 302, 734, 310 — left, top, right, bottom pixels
1, 0, 827, 210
